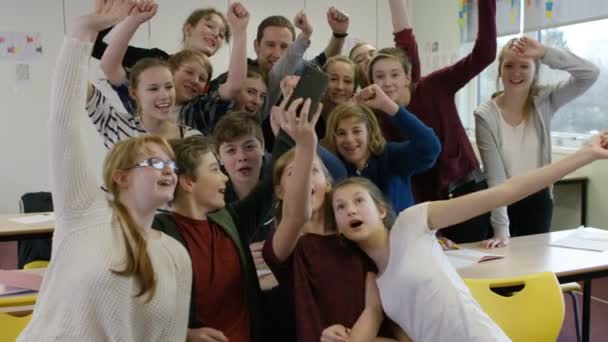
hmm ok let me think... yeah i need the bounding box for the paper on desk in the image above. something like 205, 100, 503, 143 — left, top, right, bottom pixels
0, 270, 44, 291
0, 284, 36, 297
550, 227, 608, 252
10, 213, 55, 225
445, 248, 504, 269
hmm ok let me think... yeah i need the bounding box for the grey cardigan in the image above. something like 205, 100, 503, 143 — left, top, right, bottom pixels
474, 47, 599, 238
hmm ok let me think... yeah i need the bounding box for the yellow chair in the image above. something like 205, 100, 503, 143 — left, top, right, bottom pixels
0, 294, 37, 308
464, 272, 565, 342
23, 260, 48, 270
0, 313, 32, 341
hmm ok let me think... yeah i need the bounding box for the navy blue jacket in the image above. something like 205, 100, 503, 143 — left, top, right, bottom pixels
343, 107, 441, 212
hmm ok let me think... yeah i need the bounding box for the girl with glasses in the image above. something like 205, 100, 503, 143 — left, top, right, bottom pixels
17, 1, 192, 341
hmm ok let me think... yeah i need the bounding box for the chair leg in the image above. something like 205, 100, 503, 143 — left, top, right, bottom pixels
569, 291, 581, 342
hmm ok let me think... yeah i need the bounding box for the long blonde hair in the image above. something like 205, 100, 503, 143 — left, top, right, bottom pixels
102, 135, 175, 301
495, 38, 541, 119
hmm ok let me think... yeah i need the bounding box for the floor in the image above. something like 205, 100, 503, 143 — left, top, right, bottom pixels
558, 278, 608, 341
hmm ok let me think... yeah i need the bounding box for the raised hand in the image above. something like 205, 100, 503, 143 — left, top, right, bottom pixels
326, 7, 349, 34
227, 2, 249, 32
294, 10, 313, 38
278, 97, 322, 148
74, 0, 136, 37
354, 84, 399, 115
511, 36, 547, 59
583, 131, 608, 160
128, 0, 158, 25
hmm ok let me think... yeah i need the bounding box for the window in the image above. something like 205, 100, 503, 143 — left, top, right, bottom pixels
539, 20, 608, 137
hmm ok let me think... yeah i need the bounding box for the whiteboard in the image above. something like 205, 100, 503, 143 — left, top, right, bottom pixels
524, 0, 608, 31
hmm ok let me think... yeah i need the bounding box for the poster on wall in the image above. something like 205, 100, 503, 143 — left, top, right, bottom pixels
0, 32, 43, 61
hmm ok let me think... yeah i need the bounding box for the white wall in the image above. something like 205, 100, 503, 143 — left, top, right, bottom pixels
0, 0, 400, 214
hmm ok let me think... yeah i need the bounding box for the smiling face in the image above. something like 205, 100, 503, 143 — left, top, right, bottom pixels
370, 57, 410, 105
218, 135, 264, 185
326, 60, 356, 105
499, 48, 538, 93
332, 183, 387, 243
189, 151, 229, 212
184, 13, 227, 57
254, 26, 293, 72
114, 143, 178, 210
130, 65, 175, 122
172, 59, 209, 104
234, 76, 268, 113
335, 116, 370, 170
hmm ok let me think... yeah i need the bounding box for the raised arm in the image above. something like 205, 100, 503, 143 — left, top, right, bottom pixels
390, 0, 420, 83
322, 7, 350, 58
92, 27, 169, 69
100, 0, 157, 85
52, 1, 134, 216
270, 99, 322, 262
430, 0, 496, 93
428, 133, 608, 231
217, 2, 249, 100
264, 11, 313, 120
512, 36, 600, 113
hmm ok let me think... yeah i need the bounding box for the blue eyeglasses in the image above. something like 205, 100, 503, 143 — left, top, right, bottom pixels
129, 157, 178, 172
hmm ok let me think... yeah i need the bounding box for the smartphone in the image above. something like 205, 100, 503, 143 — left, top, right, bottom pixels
285, 64, 329, 120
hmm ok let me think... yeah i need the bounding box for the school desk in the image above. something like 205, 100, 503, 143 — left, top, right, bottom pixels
0, 268, 45, 315
457, 229, 608, 342
0, 213, 54, 242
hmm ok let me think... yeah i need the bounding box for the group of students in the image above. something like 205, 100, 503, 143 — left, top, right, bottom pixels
15, 0, 606, 341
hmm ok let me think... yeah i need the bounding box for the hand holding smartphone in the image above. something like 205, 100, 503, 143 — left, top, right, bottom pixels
284, 64, 329, 120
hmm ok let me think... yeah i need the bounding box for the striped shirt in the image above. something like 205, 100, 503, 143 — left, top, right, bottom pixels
178, 87, 233, 136
86, 86, 202, 149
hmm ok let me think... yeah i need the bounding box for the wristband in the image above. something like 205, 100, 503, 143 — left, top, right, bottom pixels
333, 32, 348, 39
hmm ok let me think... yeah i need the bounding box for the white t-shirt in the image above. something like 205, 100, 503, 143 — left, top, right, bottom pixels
495, 101, 540, 177
376, 203, 511, 342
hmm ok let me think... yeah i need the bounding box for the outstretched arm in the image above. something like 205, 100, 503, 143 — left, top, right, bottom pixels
100, 0, 157, 85
428, 133, 608, 230
218, 2, 249, 100
52, 0, 134, 218
270, 99, 322, 262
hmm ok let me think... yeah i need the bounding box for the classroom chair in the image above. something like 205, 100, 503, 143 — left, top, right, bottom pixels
0, 294, 37, 308
464, 272, 565, 342
561, 282, 582, 342
0, 312, 32, 341
23, 260, 49, 270
18, 192, 53, 269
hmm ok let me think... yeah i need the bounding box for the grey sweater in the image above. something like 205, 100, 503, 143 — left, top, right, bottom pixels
474, 47, 599, 238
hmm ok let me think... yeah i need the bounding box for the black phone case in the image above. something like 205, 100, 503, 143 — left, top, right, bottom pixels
285, 65, 329, 120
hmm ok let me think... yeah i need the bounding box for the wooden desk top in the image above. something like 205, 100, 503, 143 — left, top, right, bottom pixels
0, 212, 54, 238
457, 230, 608, 280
